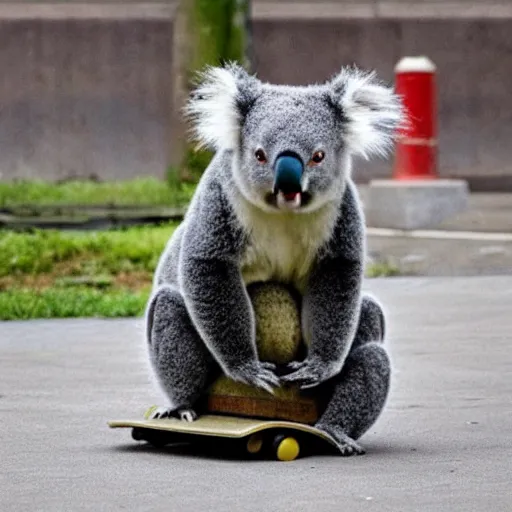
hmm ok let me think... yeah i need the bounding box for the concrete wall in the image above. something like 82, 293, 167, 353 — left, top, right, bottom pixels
0, 17, 173, 181
0, 2, 511, 190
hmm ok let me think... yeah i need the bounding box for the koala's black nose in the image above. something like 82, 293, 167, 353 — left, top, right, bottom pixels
273, 151, 304, 194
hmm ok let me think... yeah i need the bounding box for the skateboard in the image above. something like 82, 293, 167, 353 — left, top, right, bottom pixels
108, 406, 338, 461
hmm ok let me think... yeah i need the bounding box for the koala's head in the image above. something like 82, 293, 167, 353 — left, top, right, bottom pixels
186, 63, 405, 213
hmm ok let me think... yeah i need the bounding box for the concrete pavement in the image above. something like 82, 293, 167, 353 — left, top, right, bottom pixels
1, 277, 511, 512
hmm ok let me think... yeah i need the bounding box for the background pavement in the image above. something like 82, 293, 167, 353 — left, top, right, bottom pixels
358, 188, 512, 276
1, 277, 511, 512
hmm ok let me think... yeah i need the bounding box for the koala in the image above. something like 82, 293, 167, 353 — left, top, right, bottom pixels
145, 63, 404, 455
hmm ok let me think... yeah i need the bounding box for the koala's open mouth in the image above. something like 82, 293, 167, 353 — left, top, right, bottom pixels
265, 190, 312, 210
281, 191, 301, 208
277, 190, 302, 210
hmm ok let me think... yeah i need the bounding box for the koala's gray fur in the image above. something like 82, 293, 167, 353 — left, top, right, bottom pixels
146, 63, 404, 455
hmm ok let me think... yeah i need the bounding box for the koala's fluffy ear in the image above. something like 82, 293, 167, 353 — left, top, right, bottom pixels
185, 63, 261, 151
327, 67, 406, 160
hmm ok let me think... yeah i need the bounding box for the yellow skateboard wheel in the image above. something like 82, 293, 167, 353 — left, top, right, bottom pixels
246, 434, 263, 454
276, 436, 300, 461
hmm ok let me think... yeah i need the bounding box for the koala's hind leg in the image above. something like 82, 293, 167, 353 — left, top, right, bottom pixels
146, 285, 215, 421
315, 296, 391, 455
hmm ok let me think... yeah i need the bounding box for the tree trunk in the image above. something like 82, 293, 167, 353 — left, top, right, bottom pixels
168, 0, 191, 184
169, 0, 252, 184
228, 0, 253, 72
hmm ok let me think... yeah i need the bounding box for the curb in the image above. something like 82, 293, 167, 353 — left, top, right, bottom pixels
367, 227, 512, 243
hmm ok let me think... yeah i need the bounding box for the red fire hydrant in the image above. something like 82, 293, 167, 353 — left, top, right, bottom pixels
393, 56, 438, 180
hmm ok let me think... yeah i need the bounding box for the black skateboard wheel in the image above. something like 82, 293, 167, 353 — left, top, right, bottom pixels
131, 428, 145, 442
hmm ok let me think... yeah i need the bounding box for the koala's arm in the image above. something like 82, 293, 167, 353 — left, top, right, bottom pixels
282, 181, 365, 389
178, 175, 279, 393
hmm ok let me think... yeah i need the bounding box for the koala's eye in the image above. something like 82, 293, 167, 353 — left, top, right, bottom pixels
255, 149, 267, 163
310, 151, 325, 165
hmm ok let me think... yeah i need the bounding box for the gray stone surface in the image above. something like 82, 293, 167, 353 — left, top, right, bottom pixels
359, 187, 512, 233
366, 229, 512, 276
365, 179, 470, 229
435, 192, 512, 233
1, 277, 512, 511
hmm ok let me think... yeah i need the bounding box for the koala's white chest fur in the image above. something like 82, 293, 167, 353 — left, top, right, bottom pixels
234, 197, 338, 292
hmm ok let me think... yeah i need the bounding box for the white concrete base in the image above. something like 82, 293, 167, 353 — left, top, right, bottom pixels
364, 179, 470, 230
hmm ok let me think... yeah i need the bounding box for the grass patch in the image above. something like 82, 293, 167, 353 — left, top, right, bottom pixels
0, 177, 195, 207
366, 261, 401, 278
0, 223, 178, 320
0, 223, 178, 278
0, 288, 149, 321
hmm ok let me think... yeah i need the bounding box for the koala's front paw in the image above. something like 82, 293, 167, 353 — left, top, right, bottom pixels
281, 357, 339, 389
227, 361, 280, 394
149, 406, 197, 422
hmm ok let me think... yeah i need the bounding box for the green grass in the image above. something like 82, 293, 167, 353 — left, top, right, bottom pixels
0, 288, 148, 321
0, 223, 178, 277
366, 261, 401, 278
0, 223, 178, 320
0, 177, 195, 207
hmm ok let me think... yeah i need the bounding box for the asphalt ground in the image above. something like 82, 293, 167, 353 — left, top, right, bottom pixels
1, 276, 511, 511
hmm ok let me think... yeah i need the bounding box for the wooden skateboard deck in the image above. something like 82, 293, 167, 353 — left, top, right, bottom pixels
108, 410, 337, 461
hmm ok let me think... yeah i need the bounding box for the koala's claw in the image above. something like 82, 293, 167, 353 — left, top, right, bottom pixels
281, 358, 337, 389
148, 406, 172, 419
316, 424, 366, 456
286, 360, 304, 372
178, 409, 198, 422
251, 366, 280, 394
229, 361, 280, 394
149, 406, 197, 422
